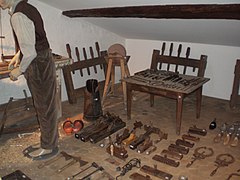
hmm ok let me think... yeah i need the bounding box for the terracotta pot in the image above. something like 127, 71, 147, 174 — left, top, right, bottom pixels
72, 120, 84, 133
63, 120, 73, 135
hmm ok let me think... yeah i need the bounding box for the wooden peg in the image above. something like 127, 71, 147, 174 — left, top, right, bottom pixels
158, 42, 166, 70
183, 47, 191, 74
83, 47, 91, 75
167, 43, 173, 71
66, 44, 75, 74
66, 44, 72, 59
175, 44, 182, 72
90, 46, 97, 73
75, 47, 83, 76
95, 42, 103, 69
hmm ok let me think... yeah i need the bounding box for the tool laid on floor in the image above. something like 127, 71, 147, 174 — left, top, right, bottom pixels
209, 118, 217, 130
38, 151, 72, 169
226, 169, 240, 180
186, 146, 214, 168
154, 131, 168, 144
129, 172, 152, 180
79, 165, 104, 180
75, 116, 109, 142
210, 153, 235, 176
129, 125, 160, 150
137, 137, 153, 153
223, 125, 235, 145
106, 136, 128, 160
152, 154, 180, 167
182, 134, 200, 142
168, 143, 189, 155
175, 139, 194, 148
116, 158, 141, 180
115, 121, 143, 146
145, 145, 157, 155
89, 116, 126, 143
2, 170, 32, 180
188, 125, 207, 136
67, 162, 99, 180
75, 112, 126, 143
213, 123, 227, 143
56, 155, 88, 173
161, 149, 183, 160
122, 131, 137, 146
115, 128, 130, 145
140, 164, 173, 180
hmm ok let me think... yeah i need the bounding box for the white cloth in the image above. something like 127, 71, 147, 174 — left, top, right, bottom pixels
9, 0, 37, 73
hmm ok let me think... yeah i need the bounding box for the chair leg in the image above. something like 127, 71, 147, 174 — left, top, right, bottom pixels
150, 94, 154, 107
176, 94, 183, 135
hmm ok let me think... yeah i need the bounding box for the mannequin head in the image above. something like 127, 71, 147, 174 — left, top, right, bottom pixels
0, 0, 16, 10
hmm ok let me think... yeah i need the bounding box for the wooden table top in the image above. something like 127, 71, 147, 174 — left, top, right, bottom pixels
0, 54, 72, 80
123, 69, 210, 94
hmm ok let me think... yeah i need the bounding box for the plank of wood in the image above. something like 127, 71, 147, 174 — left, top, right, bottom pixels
62, 4, 240, 20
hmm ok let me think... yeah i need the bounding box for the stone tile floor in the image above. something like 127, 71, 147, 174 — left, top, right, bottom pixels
0, 91, 240, 180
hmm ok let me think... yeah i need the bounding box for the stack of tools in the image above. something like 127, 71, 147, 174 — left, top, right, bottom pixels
38, 151, 88, 176
105, 121, 143, 160
75, 112, 126, 143
213, 122, 240, 147
152, 126, 202, 168
132, 68, 208, 93
128, 124, 168, 155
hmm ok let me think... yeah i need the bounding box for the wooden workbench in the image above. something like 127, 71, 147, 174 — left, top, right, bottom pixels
124, 69, 210, 135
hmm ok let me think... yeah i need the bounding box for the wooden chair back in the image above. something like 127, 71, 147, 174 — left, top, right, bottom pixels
63, 42, 107, 104
150, 42, 207, 77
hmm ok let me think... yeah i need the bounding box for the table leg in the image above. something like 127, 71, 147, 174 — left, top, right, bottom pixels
120, 59, 127, 108
196, 87, 202, 118
176, 94, 183, 135
127, 84, 132, 120
150, 94, 154, 107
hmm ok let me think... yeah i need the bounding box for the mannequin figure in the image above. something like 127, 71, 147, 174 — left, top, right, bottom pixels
0, 0, 59, 160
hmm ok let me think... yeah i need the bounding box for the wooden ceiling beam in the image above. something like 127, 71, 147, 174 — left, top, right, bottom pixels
62, 4, 240, 20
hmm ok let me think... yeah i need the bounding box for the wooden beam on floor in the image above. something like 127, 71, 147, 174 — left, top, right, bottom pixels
62, 4, 240, 20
